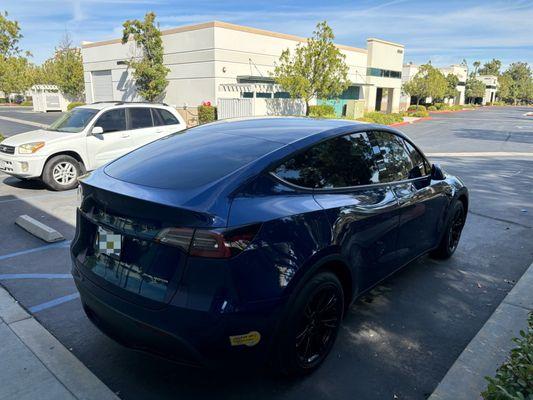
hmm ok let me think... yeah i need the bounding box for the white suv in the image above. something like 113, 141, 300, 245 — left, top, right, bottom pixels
0, 102, 186, 190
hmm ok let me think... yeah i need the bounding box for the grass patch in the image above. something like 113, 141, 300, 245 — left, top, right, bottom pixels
0, 133, 4, 142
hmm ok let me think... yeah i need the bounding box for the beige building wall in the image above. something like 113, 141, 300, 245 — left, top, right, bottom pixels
475, 75, 498, 104
82, 21, 405, 114
364, 38, 404, 113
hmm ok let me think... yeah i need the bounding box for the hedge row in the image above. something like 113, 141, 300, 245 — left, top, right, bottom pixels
309, 104, 336, 118
67, 102, 85, 111
357, 112, 404, 125
198, 105, 217, 124
482, 312, 533, 399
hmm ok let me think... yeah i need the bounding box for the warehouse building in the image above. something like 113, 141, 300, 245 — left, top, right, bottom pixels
82, 21, 405, 120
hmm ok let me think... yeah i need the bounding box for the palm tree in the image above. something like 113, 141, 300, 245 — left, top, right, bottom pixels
473, 61, 480, 77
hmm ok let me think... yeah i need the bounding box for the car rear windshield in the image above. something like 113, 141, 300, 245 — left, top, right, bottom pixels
105, 130, 282, 190
48, 108, 98, 133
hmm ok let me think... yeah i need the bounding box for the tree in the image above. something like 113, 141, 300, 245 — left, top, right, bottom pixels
0, 10, 22, 57
465, 78, 485, 103
498, 62, 533, 105
444, 73, 459, 101
272, 21, 349, 116
39, 34, 84, 100
472, 61, 481, 76
479, 59, 501, 76
121, 12, 169, 102
0, 56, 34, 95
402, 63, 447, 104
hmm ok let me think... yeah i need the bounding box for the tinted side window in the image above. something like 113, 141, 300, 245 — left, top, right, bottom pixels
403, 139, 430, 178
370, 131, 414, 182
129, 108, 153, 129
155, 109, 179, 125
95, 109, 126, 133
273, 132, 379, 189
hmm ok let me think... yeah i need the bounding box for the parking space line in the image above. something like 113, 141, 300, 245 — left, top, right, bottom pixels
0, 274, 72, 280
29, 293, 80, 313
0, 241, 71, 261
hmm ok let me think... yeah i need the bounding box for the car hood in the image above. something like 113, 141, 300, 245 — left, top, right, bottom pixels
1, 129, 80, 147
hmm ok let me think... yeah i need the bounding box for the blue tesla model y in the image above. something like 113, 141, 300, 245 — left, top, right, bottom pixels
71, 118, 468, 375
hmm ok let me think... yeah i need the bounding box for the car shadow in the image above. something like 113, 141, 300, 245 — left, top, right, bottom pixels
2, 176, 49, 190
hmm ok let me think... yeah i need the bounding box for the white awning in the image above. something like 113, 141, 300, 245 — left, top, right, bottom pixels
219, 83, 284, 93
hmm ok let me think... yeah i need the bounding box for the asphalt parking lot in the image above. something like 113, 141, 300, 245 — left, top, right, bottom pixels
0, 106, 532, 400
0, 106, 64, 136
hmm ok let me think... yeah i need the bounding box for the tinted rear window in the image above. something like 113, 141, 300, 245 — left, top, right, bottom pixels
105, 130, 282, 189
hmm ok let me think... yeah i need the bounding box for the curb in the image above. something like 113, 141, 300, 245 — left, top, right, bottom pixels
429, 261, 533, 400
0, 286, 119, 400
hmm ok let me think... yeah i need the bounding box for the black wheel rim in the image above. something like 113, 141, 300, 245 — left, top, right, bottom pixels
448, 208, 465, 252
295, 287, 341, 367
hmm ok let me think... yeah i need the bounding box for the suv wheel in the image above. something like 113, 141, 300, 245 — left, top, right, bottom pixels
274, 271, 344, 376
431, 201, 466, 259
42, 155, 82, 191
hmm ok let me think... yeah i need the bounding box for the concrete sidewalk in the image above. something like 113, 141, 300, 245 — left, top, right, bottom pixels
429, 261, 533, 400
0, 286, 118, 400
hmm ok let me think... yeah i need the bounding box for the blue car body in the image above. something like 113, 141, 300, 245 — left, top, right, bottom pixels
71, 118, 468, 367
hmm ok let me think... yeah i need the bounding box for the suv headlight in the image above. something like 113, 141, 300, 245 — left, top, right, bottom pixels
19, 142, 45, 154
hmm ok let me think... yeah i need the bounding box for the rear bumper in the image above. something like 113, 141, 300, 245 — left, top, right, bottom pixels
72, 261, 284, 368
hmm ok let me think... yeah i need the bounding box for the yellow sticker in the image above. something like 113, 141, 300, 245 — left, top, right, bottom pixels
229, 331, 261, 347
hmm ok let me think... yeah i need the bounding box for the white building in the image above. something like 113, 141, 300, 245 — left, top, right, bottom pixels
474, 75, 498, 104
81, 21, 404, 120
400, 63, 467, 108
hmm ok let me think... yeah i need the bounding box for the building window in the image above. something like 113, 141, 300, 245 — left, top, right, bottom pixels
274, 92, 291, 99
256, 92, 272, 98
367, 67, 401, 79
242, 92, 253, 98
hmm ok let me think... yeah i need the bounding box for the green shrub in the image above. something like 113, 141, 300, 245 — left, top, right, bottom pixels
411, 110, 430, 117
356, 117, 373, 123
427, 106, 437, 111
450, 105, 463, 111
67, 102, 85, 111
408, 105, 426, 111
362, 112, 404, 125
482, 312, 533, 400
0, 98, 7, 103
198, 105, 217, 124
20, 101, 33, 106
309, 104, 336, 118
0, 133, 4, 142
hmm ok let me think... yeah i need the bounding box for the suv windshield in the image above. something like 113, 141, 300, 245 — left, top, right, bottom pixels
48, 108, 98, 133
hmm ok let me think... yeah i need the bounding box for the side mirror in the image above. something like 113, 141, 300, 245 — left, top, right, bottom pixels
91, 126, 103, 135
431, 163, 446, 181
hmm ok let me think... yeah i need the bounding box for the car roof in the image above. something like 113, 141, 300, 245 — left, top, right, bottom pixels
191, 117, 366, 144
78, 102, 171, 111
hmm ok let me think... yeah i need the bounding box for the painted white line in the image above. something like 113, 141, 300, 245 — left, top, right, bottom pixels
0, 115, 48, 129
427, 152, 533, 157
15, 215, 65, 243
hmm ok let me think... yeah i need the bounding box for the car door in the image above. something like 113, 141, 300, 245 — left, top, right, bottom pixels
125, 107, 161, 148
274, 131, 401, 292
86, 108, 131, 169
152, 108, 183, 137
371, 130, 449, 264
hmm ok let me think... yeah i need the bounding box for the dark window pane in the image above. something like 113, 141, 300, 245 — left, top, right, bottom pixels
370, 131, 413, 182
156, 109, 179, 125
152, 108, 164, 126
256, 92, 272, 98
95, 109, 126, 133
273, 132, 379, 189
242, 92, 253, 98
403, 139, 430, 178
129, 108, 153, 129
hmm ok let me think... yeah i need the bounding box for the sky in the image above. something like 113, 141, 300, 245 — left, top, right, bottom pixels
3, 0, 533, 69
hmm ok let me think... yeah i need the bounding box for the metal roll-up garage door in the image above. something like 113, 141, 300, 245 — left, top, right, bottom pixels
92, 70, 113, 102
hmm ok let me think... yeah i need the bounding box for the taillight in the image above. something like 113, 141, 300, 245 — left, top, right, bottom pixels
155, 224, 261, 259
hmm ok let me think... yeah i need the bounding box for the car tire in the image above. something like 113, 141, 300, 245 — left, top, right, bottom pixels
431, 201, 466, 259
42, 155, 82, 191
273, 271, 344, 376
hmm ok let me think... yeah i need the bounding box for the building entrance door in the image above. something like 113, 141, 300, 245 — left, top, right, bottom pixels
375, 88, 383, 111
